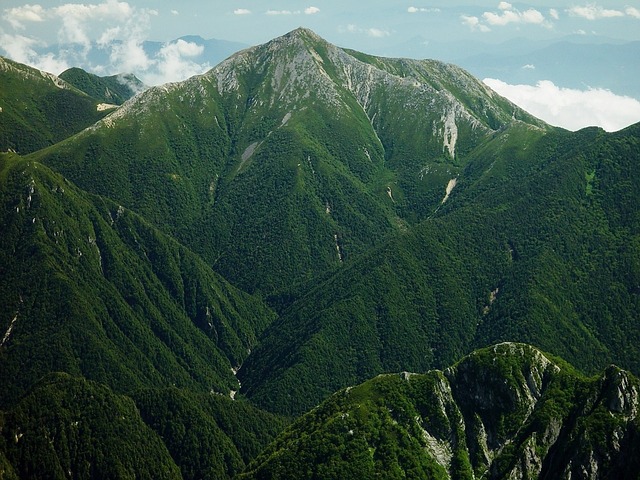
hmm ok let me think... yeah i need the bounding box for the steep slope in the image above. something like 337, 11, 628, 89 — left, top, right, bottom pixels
239, 122, 640, 415
0, 57, 113, 154
239, 343, 640, 479
32, 28, 546, 294
132, 387, 288, 479
1, 373, 182, 479
59, 67, 146, 105
0, 153, 275, 408
0, 374, 287, 480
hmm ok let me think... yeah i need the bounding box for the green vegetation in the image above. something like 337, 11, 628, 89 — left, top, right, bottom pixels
240, 344, 640, 479
1, 373, 182, 479
30, 28, 544, 295
134, 388, 288, 480
240, 122, 640, 415
59, 68, 145, 105
0, 153, 275, 406
0, 57, 108, 154
1, 29, 640, 478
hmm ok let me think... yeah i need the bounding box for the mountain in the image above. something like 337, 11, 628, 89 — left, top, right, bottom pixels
19, 27, 640, 415
0, 152, 287, 478
32, 27, 545, 295
0, 374, 287, 479
0, 373, 181, 479
239, 121, 640, 415
2, 28, 640, 478
59, 67, 146, 105
240, 343, 640, 479
0, 57, 114, 155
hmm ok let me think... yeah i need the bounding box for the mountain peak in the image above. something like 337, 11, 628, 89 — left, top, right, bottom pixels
285, 27, 321, 40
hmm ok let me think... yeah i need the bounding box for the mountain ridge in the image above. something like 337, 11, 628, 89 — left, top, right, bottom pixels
33, 27, 549, 294
0, 56, 113, 155
239, 342, 640, 479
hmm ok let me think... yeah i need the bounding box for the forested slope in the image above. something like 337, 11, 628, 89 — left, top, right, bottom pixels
239, 122, 640, 415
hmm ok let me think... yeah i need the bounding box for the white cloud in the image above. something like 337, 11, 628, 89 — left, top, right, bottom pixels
233, 8, 251, 15
522, 64, 535, 70
367, 28, 390, 38
521, 9, 545, 24
4, 5, 47, 29
2, 1, 156, 62
342, 24, 391, 38
408, 7, 440, 14
461, 15, 491, 32
171, 10, 179, 16
0, 32, 69, 73
144, 39, 209, 85
484, 78, 640, 132
464, 3, 549, 31
483, 9, 520, 26
567, 5, 624, 20
108, 37, 152, 73
549, 8, 559, 20
265, 8, 319, 16
97, 26, 122, 46
0, 0, 213, 84
626, 7, 640, 19
483, 6, 545, 26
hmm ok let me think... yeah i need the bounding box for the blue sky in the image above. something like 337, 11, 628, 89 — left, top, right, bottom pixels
3, 1, 640, 49
2, 1, 640, 130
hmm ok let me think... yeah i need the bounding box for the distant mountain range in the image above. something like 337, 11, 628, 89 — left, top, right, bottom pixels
455, 40, 640, 99
1, 28, 639, 478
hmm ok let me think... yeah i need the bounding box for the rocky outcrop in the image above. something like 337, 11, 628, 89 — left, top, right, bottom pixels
240, 343, 640, 479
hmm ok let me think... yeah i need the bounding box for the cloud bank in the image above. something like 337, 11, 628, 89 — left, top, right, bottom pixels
0, 0, 211, 85
484, 78, 640, 132
462, 2, 551, 32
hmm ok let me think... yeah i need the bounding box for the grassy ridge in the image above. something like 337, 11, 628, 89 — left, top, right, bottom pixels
59, 67, 144, 105
0, 57, 109, 154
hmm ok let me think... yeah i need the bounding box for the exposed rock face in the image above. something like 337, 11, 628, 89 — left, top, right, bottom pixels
240, 343, 640, 479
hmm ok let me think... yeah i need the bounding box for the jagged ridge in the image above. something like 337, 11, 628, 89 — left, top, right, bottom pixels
240, 343, 640, 479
